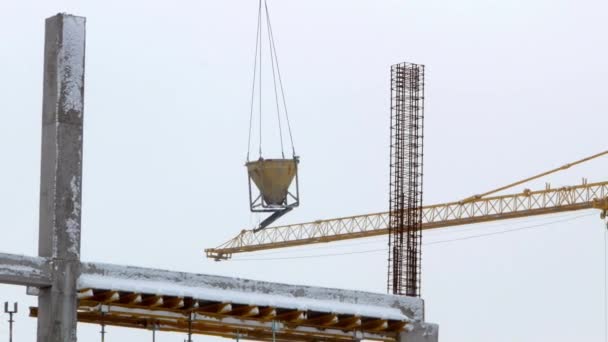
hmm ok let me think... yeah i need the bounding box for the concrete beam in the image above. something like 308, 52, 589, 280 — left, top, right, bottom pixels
37, 13, 86, 342
399, 323, 439, 342
0, 253, 51, 287
80, 261, 425, 322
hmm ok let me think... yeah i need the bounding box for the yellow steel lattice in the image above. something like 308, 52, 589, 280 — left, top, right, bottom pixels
206, 181, 608, 260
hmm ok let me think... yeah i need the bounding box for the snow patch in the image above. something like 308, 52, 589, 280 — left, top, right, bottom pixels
80, 262, 424, 322
65, 175, 81, 256
59, 15, 85, 114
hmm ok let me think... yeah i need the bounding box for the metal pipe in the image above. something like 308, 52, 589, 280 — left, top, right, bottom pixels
8, 312, 14, 342
4, 302, 17, 342
100, 306, 108, 342
185, 312, 193, 342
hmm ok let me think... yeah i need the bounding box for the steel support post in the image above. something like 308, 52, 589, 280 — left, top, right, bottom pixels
4, 302, 18, 342
36, 13, 86, 342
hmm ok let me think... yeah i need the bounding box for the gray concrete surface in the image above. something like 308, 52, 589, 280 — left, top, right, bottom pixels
399, 322, 439, 342
80, 261, 425, 322
0, 12, 440, 341
36, 13, 86, 342
0, 253, 50, 287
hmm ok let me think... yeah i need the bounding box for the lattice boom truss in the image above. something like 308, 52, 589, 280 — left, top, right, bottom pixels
206, 181, 608, 259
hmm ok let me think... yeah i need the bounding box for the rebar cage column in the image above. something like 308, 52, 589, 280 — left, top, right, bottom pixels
387, 62, 425, 297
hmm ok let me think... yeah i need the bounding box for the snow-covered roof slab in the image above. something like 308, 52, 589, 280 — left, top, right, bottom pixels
57, 262, 425, 341
79, 262, 422, 321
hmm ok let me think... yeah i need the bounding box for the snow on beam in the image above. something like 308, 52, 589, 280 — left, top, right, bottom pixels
199, 302, 231, 314
276, 309, 305, 322
0, 253, 51, 287
306, 313, 338, 326
335, 316, 362, 329
89, 290, 120, 303
79, 261, 424, 322
229, 305, 259, 317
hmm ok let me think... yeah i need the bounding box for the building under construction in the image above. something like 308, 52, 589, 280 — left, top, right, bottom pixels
0, 10, 440, 342
3, 3, 606, 342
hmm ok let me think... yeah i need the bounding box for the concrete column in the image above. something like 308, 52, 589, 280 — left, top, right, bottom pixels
37, 13, 86, 342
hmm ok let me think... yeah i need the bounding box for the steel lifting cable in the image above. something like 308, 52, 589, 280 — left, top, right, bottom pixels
264, 0, 286, 158
247, 0, 263, 161
461, 150, 608, 203
247, 0, 297, 160
258, 0, 263, 158
264, 1, 296, 157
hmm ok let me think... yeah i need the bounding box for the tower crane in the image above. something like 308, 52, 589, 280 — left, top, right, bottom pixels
216, 54, 607, 299
206, 150, 608, 261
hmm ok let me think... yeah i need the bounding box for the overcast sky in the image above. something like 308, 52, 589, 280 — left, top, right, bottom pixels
1, 0, 608, 341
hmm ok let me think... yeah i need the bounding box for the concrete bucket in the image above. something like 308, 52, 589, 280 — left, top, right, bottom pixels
246, 158, 298, 206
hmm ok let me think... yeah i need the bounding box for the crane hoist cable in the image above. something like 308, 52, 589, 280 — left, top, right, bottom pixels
246, 0, 296, 162
243, 0, 301, 231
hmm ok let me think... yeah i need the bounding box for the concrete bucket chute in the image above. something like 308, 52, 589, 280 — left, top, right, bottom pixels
246, 158, 297, 206
246, 157, 300, 232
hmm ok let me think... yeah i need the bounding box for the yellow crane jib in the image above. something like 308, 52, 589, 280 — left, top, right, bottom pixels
206, 180, 608, 260
460, 150, 608, 204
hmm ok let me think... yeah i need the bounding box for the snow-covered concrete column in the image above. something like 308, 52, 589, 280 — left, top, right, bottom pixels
37, 13, 86, 342
399, 322, 439, 342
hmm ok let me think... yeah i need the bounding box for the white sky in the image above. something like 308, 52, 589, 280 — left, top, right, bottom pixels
1, 0, 608, 341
